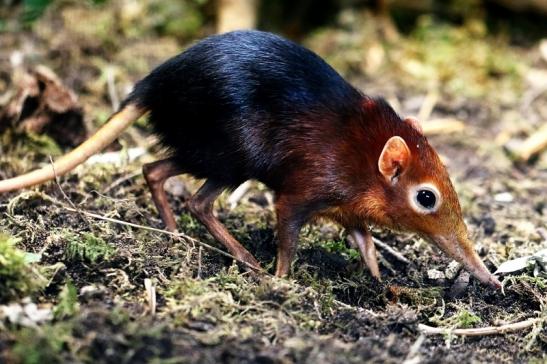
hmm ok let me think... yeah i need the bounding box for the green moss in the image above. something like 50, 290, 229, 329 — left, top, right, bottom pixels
12, 323, 72, 364
321, 240, 360, 261
147, 0, 204, 38
0, 129, 61, 159
452, 309, 482, 329
0, 233, 45, 303
389, 285, 444, 306
506, 275, 547, 290
434, 308, 483, 329
400, 16, 524, 98
177, 212, 203, 235
64, 231, 116, 264
53, 281, 80, 320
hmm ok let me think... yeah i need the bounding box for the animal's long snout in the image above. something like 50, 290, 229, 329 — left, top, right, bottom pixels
431, 234, 501, 289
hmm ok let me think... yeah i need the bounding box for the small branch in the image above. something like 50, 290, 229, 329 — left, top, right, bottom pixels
106, 66, 120, 111
144, 278, 156, 316
227, 180, 252, 209
372, 237, 411, 265
402, 334, 425, 364
505, 123, 547, 161
417, 91, 438, 122
418, 318, 542, 336
49, 156, 93, 229
217, 0, 258, 34
197, 246, 203, 279
103, 170, 142, 194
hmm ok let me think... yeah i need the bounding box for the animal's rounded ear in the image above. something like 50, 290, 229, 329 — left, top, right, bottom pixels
378, 136, 411, 183
404, 116, 423, 134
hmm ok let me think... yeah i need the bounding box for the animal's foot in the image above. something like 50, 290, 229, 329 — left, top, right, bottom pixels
237, 251, 262, 272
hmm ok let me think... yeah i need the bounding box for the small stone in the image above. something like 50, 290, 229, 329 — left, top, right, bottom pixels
494, 192, 513, 203
427, 269, 445, 280
80, 284, 107, 300
448, 271, 470, 298
444, 261, 462, 280
482, 216, 496, 235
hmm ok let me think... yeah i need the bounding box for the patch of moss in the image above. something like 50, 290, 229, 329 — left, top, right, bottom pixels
53, 281, 79, 320
178, 212, 204, 236
321, 240, 360, 262
0, 129, 62, 159
434, 307, 483, 329
452, 309, 483, 329
12, 322, 72, 364
162, 267, 335, 337
0, 233, 45, 303
64, 231, 116, 264
399, 16, 524, 99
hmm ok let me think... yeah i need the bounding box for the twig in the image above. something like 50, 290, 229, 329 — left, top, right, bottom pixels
227, 180, 252, 209
372, 237, 411, 265
144, 278, 156, 316
505, 123, 547, 161
418, 317, 542, 336
402, 334, 425, 364
49, 156, 93, 229
106, 66, 120, 111
417, 91, 438, 122
103, 170, 142, 194
197, 246, 203, 279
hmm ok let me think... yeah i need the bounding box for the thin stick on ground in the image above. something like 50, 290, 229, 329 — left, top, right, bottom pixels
372, 237, 411, 264
506, 123, 547, 161
417, 90, 438, 122
197, 246, 203, 279
227, 180, 252, 209
418, 317, 542, 336
144, 278, 156, 316
49, 156, 94, 230
103, 170, 142, 194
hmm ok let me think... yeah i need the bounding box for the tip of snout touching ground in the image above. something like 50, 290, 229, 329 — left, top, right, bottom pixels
468, 261, 502, 289
489, 275, 502, 289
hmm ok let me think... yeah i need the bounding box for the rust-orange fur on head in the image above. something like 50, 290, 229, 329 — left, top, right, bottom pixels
341, 98, 500, 288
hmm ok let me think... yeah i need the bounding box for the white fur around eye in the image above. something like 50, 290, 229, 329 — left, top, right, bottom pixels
408, 183, 442, 214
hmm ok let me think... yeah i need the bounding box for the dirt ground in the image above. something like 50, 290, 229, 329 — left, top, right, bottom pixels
0, 2, 546, 363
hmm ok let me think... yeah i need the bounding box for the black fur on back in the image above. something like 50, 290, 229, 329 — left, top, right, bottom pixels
125, 30, 364, 190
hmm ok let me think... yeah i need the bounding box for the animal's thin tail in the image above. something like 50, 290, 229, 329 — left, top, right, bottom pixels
0, 103, 147, 193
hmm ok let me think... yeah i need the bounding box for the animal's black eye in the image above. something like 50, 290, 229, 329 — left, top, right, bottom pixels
416, 189, 436, 209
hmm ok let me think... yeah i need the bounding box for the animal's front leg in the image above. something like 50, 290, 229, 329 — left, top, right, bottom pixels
274, 196, 307, 277
350, 228, 381, 280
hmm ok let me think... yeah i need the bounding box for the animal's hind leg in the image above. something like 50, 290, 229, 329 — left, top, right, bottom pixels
187, 179, 262, 270
143, 157, 184, 232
